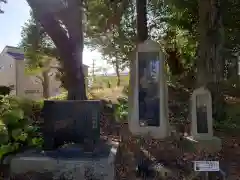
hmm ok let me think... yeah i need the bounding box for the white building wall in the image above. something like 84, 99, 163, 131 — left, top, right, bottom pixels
0, 53, 16, 86
0, 52, 16, 95
23, 75, 44, 100
0, 46, 89, 100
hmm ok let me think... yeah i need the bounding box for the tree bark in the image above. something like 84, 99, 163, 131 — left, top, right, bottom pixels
115, 62, 121, 86
198, 0, 224, 84
136, 0, 148, 42
128, 0, 148, 123
198, 0, 225, 121
26, 0, 87, 100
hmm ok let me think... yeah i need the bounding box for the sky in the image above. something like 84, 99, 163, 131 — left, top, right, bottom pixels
0, 0, 115, 74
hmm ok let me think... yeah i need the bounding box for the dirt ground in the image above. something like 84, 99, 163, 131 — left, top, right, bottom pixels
100, 98, 240, 180
101, 121, 240, 180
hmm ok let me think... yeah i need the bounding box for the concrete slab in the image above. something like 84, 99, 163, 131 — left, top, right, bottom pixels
9, 141, 119, 180
183, 136, 222, 153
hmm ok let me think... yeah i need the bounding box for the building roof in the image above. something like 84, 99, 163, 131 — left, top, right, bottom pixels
0, 46, 89, 67
1, 46, 24, 60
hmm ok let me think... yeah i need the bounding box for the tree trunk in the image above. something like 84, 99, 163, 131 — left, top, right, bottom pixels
42, 70, 50, 99
136, 0, 148, 42
41, 17, 86, 100
27, 0, 87, 100
228, 57, 239, 85
198, 0, 225, 121
116, 63, 121, 87
128, 0, 148, 119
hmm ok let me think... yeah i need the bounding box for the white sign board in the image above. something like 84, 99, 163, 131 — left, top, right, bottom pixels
194, 161, 219, 172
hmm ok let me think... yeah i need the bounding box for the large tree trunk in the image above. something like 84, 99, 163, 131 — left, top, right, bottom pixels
128, 0, 148, 128
26, 0, 86, 100
136, 0, 148, 42
40, 16, 86, 100
198, 0, 225, 121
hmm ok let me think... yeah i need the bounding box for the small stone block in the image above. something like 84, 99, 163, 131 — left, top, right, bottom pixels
182, 136, 222, 153
9, 141, 119, 180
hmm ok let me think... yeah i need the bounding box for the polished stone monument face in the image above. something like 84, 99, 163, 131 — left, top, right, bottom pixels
191, 87, 213, 139
128, 39, 169, 139
196, 94, 208, 133
138, 52, 160, 126
42, 100, 101, 149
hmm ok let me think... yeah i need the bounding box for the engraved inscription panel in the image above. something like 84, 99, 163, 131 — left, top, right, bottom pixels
196, 94, 208, 133
138, 52, 160, 127
43, 100, 101, 149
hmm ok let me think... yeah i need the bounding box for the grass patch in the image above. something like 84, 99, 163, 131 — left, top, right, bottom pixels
214, 101, 240, 133
90, 87, 124, 103
92, 75, 129, 88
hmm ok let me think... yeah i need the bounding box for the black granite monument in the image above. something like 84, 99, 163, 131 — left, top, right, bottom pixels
42, 100, 101, 150
8, 100, 118, 179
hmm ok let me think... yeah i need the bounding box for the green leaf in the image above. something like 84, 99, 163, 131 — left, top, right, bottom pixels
2, 109, 24, 126
12, 129, 28, 141
30, 137, 43, 147
0, 126, 9, 144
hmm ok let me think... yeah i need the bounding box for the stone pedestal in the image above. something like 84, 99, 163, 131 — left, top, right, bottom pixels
186, 87, 222, 153
182, 136, 222, 153
9, 141, 119, 180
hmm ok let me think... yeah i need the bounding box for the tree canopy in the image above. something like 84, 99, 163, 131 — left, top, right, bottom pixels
0, 0, 6, 13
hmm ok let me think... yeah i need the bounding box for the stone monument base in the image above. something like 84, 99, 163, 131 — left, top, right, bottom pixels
9, 140, 119, 180
183, 136, 222, 153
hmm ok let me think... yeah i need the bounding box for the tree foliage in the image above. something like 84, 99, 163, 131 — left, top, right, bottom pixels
85, 0, 199, 78
0, 0, 6, 14
20, 12, 57, 68
19, 12, 61, 98
86, 0, 240, 83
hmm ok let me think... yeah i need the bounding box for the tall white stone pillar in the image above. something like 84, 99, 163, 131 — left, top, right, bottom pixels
128, 40, 169, 139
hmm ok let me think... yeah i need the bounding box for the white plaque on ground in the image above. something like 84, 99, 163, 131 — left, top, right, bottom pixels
194, 161, 219, 172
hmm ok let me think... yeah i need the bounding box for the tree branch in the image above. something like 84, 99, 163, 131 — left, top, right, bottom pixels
50, 65, 60, 69
36, 75, 44, 83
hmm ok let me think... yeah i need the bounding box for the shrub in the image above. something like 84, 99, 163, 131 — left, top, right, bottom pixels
48, 91, 67, 100
115, 97, 128, 122
115, 85, 129, 122
122, 85, 129, 96
0, 96, 43, 160
48, 90, 95, 101
0, 86, 11, 96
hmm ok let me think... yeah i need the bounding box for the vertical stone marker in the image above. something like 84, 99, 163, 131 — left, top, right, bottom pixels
128, 39, 169, 139
185, 86, 222, 153
191, 87, 213, 139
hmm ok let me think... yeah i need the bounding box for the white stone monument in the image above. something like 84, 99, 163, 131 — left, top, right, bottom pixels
128, 39, 169, 139
186, 86, 222, 153
191, 87, 213, 139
